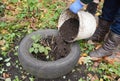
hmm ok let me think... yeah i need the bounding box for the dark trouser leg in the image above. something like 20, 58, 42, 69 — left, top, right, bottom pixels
90, 0, 120, 42
111, 8, 120, 35
101, 0, 120, 21
89, 7, 120, 58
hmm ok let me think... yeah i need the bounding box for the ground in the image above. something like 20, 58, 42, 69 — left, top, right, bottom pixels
0, 0, 120, 81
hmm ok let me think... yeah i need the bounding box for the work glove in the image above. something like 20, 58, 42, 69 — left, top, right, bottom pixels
86, 2, 98, 15
69, 0, 83, 14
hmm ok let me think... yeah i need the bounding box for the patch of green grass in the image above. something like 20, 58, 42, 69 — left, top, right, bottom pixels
0, 0, 66, 57
0, 1, 66, 79
97, 62, 120, 80
78, 40, 94, 54
1, 0, 120, 81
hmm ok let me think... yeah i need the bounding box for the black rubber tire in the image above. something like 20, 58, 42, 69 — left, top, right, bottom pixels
18, 29, 80, 79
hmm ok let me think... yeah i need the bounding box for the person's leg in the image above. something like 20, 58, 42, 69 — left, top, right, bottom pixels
101, 0, 120, 21
89, 7, 120, 58
110, 8, 120, 35
91, 0, 119, 42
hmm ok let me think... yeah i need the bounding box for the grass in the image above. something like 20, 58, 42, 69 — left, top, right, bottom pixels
0, 0, 120, 81
0, 0, 66, 80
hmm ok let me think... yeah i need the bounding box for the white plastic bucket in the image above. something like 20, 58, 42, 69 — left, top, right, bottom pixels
58, 9, 97, 42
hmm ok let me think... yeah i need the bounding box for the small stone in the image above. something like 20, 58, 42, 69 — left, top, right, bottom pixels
63, 76, 66, 79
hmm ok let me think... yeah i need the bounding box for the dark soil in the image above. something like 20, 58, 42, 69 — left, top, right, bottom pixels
32, 35, 71, 61
34, 18, 80, 61
59, 18, 79, 42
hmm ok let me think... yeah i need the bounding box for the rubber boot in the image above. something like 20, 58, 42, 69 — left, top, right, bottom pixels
89, 31, 120, 58
90, 18, 112, 42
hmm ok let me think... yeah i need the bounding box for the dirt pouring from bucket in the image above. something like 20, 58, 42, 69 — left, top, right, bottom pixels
59, 18, 79, 42
32, 18, 79, 61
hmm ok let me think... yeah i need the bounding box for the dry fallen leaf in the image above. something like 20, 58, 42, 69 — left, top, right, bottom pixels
91, 57, 102, 61
0, 40, 6, 46
21, 75, 26, 79
93, 61, 100, 67
87, 73, 99, 81
2, 0, 7, 3
1, 29, 9, 34
104, 56, 120, 64
1, 46, 6, 51
100, 78, 104, 81
95, 44, 102, 50
87, 40, 95, 44
95, 12, 100, 16
71, 0, 75, 2
81, 53, 88, 57
6, 4, 15, 11
78, 57, 86, 65
3, 73, 10, 78
5, 15, 17, 21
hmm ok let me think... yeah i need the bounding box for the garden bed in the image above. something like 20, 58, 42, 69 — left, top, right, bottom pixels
1, 51, 89, 81
31, 35, 71, 61
1, 0, 120, 81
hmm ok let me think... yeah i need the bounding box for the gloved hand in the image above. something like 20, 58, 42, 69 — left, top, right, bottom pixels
86, 2, 98, 15
69, 0, 83, 14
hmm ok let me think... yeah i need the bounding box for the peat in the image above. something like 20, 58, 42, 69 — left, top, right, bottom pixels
32, 18, 79, 61
59, 18, 79, 42
32, 35, 71, 61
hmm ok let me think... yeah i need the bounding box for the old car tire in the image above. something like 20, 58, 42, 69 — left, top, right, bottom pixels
18, 29, 80, 79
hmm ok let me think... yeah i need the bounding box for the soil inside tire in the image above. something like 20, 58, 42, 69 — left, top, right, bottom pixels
32, 35, 71, 61
32, 18, 79, 61
59, 18, 79, 42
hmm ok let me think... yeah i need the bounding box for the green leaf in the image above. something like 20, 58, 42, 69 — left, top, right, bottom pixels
45, 47, 51, 51
31, 35, 36, 40
29, 6, 34, 11
44, 49, 48, 55
78, 78, 85, 81
13, 76, 20, 81
0, 22, 7, 27
4, 58, 11, 62
46, 56, 49, 59
6, 62, 11, 67
84, 56, 92, 64
5, 78, 11, 81
27, 0, 38, 4
31, 35, 41, 42
15, 46, 19, 50
0, 57, 3, 61
39, 46, 45, 53
29, 48, 34, 53
34, 48, 38, 54
9, 0, 18, 3
29, 77, 34, 81
33, 43, 39, 48
0, 68, 7, 74
14, 52, 18, 56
